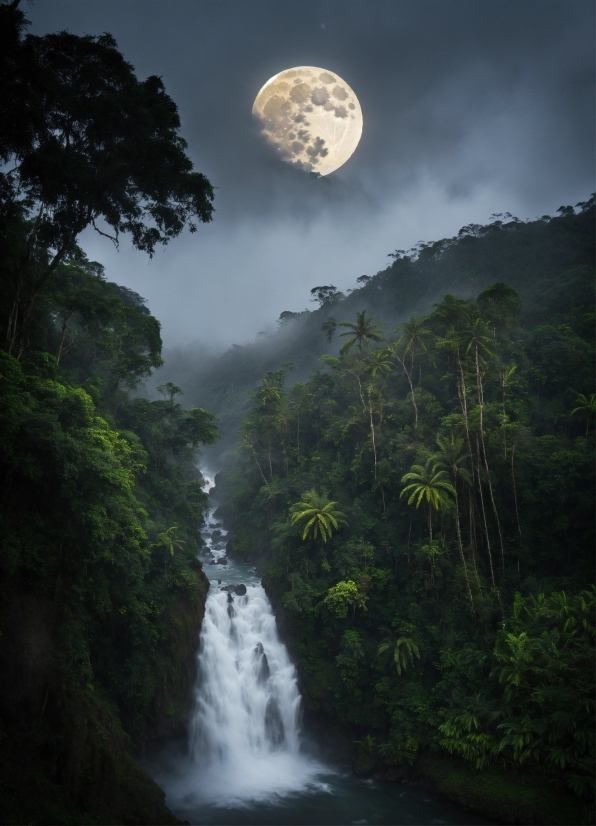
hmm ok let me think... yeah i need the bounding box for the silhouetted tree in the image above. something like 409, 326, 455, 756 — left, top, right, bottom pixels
0, 1, 214, 354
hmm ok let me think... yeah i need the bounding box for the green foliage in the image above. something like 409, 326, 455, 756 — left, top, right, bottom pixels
438, 589, 594, 797
400, 460, 456, 512
0, 1, 213, 355
338, 309, 385, 355
290, 490, 348, 543
377, 636, 421, 676
0, 10, 218, 819
215, 200, 595, 800
0, 239, 218, 744
324, 580, 368, 618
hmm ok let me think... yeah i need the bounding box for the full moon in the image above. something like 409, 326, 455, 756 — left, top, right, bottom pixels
252, 66, 363, 176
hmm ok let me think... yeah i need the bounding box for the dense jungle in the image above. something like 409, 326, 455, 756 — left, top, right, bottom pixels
0, 1, 594, 824
211, 198, 595, 822
0, 4, 217, 822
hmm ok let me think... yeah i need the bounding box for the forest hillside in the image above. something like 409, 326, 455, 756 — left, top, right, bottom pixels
155, 199, 595, 466
212, 197, 595, 822
0, 5, 217, 822
0, 2, 593, 823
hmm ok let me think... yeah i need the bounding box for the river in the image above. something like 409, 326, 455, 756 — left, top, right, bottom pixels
148, 497, 490, 825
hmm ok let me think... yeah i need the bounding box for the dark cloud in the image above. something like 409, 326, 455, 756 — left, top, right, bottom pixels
28, 0, 594, 346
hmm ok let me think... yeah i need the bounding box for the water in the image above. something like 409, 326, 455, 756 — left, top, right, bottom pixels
149, 488, 490, 825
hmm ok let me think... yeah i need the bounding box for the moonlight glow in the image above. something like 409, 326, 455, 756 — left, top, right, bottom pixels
252, 66, 363, 176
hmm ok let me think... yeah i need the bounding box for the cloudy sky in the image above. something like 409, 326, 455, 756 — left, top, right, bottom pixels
30, 0, 594, 348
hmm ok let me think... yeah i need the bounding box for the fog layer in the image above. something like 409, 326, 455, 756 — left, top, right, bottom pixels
30, 0, 595, 347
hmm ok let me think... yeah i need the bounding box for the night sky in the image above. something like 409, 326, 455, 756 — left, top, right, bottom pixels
29, 1, 595, 348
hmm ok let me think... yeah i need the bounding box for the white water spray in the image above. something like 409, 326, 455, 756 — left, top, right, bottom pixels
165, 489, 325, 808
186, 583, 321, 804
150, 482, 474, 825
190, 585, 301, 762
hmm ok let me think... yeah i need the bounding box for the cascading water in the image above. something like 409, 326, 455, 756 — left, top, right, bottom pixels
150, 475, 489, 825
190, 584, 302, 763
185, 581, 321, 805
157, 479, 326, 813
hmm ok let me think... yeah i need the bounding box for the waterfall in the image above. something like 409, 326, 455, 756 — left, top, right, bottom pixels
189, 583, 303, 764
166, 490, 324, 808
149, 479, 478, 824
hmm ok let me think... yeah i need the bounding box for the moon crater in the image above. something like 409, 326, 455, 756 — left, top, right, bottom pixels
253, 66, 362, 176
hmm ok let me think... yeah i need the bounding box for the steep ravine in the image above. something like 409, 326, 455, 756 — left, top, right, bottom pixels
0, 574, 209, 825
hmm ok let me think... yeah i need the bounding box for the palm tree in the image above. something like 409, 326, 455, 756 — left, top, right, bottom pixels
359, 348, 393, 482
366, 347, 393, 379
338, 310, 384, 355
464, 318, 493, 384
396, 313, 432, 374
434, 434, 471, 484
155, 525, 186, 583
571, 393, 596, 435
391, 314, 431, 428
156, 525, 186, 557
463, 318, 493, 437
291, 491, 348, 579
433, 435, 476, 609
256, 377, 283, 408
377, 636, 420, 676
400, 459, 455, 543
290, 490, 348, 543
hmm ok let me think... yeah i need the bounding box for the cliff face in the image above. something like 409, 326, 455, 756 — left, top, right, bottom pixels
139, 560, 210, 747
0, 577, 208, 825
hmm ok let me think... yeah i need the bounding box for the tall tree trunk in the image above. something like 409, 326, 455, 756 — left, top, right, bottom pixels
468, 491, 482, 592
454, 489, 475, 613
395, 352, 418, 428
352, 369, 379, 476
244, 436, 268, 485
267, 438, 274, 482
456, 349, 474, 458
56, 310, 75, 365
510, 440, 522, 574
457, 349, 482, 594
367, 388, 378, 479
428, 502, 434, 585
7, 241, 71, 357
428, 503, 433, 544
475, 346, 505, 572
475, 435, 497, 590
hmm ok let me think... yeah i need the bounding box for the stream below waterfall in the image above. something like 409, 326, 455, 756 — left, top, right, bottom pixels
148, 500, 490, 825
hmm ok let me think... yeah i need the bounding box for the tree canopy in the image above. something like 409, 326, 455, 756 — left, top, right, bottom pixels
215, 200, 595, 805
0, 0, 214, 353
0, 11, 219, 819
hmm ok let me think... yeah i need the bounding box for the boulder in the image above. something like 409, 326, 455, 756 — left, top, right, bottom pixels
220, 583, 247, 596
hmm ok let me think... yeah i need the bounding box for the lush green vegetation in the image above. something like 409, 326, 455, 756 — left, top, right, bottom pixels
216, 200, 595, 807
157, 194, 595, 467
1, 2, 594, 823
0, 246, 218, 729
0, 4, 216, 821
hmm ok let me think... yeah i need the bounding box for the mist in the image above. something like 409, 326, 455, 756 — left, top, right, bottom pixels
29, 0, 594, 349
